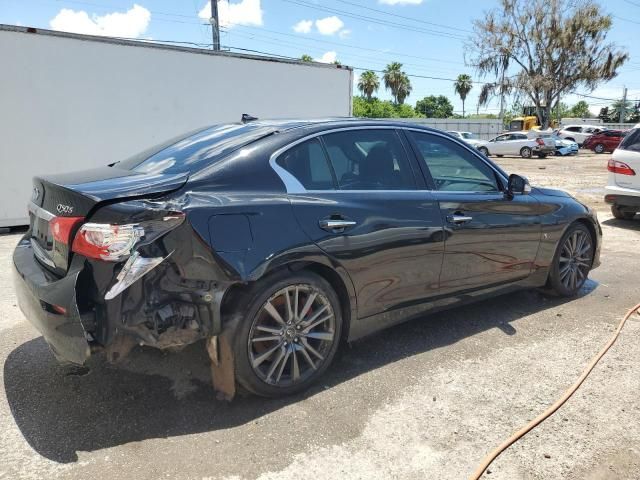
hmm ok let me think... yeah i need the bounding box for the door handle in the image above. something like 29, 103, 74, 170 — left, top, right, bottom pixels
446, 214, 473, 225
319, 218, 357, 231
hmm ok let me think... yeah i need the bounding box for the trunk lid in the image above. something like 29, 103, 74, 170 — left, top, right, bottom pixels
611, 128, 640, 190
29, 167, 188, 274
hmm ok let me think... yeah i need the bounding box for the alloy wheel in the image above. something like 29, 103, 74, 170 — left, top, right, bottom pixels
248, 285, 336, 387
558, 229, 593, 291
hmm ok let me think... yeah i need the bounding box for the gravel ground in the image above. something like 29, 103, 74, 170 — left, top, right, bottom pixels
1, 151, 639, 480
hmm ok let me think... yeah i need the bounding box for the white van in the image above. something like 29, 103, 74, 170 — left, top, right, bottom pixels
604, 124, 640, 220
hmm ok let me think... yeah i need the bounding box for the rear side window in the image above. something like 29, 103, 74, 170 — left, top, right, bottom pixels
409, 131, 499, 193
565, 126, 581, 132
276, 138, 335, 190
619, 129, 640, 152
322, 129, 415, 190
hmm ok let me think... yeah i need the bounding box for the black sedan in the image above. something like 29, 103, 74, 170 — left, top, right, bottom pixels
13, 119, 601, 398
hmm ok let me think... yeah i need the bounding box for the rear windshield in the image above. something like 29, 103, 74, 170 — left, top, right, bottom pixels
116, 123, 275, 174
618, 128, 640, 152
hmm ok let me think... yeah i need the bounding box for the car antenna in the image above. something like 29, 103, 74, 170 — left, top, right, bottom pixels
241, 113, 258, 124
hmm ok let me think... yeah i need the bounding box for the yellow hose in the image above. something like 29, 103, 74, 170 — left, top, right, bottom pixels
469, 302, 640, 480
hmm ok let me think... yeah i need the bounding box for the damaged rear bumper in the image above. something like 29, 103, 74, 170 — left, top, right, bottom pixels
13, 237, 92, 364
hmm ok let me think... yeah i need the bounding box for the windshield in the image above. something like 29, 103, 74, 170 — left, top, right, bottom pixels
618, 128, 640, 152
117, 123, 276, 174
461, 132, 477, 140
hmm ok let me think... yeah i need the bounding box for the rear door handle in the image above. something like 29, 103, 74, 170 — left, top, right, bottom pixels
319, 219, 357, 231
446, 214, 473, 225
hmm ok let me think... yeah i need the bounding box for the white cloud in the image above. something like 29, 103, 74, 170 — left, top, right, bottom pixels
293, 19, 313, 33
49, 4, 151, 38
315, 16, 344, 36
338, 28, 351, 39
379, 0, 423, 4
315, 51, 337, 63
198, 0, 263, 29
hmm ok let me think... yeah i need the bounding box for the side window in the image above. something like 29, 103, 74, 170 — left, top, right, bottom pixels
619, 129, 640, 152
322, 129, 415, 190
276, 138, 334, 190
566, 126, 581, 132
409, 131, 500, 193
514, 134, 528, 140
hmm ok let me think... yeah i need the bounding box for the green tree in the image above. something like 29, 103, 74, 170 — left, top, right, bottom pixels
353, 97, 419, 118
300, 54, 313, 62
551, 102, 571, 121
383, 62, 409, 104
357, 71, 380, 101
610, 99, 634, 122
454, 74, 473, 118
396, 74, 412, 105
415, 95, 454, 118
569, 100, 591, 118
470, 0, 628, 129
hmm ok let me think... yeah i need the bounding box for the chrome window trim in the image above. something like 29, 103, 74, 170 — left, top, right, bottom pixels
30, 238, 56, 268
269, 125, 508, 194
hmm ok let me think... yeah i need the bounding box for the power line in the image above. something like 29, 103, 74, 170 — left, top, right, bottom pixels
278, 0, 467, 41
333, 0, 473, 34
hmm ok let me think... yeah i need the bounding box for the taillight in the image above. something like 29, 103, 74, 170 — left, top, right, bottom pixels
50, 216, 84, 245
72, 223, 145, 261
607, 158, 636, 175
536, 138, 545, 146
71, 213, 185, 262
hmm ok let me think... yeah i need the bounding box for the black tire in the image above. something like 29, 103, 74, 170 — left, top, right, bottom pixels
536, 153, 548, 159
565, 137, 575, 142
496, 154, 504, 158
520, 146, 533, 158
594, 143, 605, 154
478, 146, 489, 156
547, 223, 594, 297
611, 205, 636, 220
233, 271, 343, 397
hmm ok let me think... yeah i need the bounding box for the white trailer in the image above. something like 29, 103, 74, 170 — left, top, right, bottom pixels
0, 25, 353, 227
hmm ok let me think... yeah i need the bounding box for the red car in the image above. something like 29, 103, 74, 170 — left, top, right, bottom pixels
583, 130, 628, 153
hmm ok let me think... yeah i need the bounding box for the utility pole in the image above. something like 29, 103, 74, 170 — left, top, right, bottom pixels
210, 0, 220, 51
620, 87, 628, 123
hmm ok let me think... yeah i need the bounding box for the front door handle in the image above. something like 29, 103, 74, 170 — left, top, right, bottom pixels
446, 214, 473, 225
319, 219, 357, 232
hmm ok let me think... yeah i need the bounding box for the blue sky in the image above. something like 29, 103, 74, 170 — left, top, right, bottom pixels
2, 0, 639, 115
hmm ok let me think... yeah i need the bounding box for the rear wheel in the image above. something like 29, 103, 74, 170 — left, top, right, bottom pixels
611, 205, 636, 220
233, 271, 342, 397
496, 154, 504, 158
594, 143, 605, 154
547, 223, 594, 296
520, 146, 533, 158
536, 152, 548, 159
478, 146, 489, 156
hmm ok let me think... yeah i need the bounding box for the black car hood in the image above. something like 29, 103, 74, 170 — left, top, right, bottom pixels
531, 186, 572, 198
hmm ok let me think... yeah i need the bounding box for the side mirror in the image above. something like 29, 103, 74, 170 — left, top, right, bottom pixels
507, 173, 531, 197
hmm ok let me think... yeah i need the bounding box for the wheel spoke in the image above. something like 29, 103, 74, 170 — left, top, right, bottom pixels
265, 346, 287, 382
264, 301, 286, 326
256, 325, 282, 335
275, 346, 292, 383
559, 256, 571, 263
301, 304, 329, 328
302, 338, 325, 361
292, 348, 300, 381
251, 342, 282, 368
293, 286, 300, 320
303, 314, 334, 333
298, 292, 318, 322
251, 335, 281, 343
303, 331, 334, 342
284, 288, 294, 322
298, 344, 316, 370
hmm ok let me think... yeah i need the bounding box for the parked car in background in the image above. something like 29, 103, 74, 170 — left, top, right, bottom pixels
605, 124, 640, 220
13, 119, 601, 398
485, 131, 555, 158
535, 133, 579, 156
557, 125, 607, 146
582, 130, 627, 154
447, 131, 489, 151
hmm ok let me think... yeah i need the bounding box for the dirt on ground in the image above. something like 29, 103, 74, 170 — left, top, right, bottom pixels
1, 151, 639, 480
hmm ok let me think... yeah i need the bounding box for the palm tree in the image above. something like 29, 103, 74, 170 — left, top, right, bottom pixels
383, 62, 405, 104
300, 54, 313, 62
454, 74, 473, 118
610, 99, 633, 122
396, 74, 412, 105
357, 71, 380, 100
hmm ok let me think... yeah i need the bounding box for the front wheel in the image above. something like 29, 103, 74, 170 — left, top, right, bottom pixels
547, 223, 594, 296
594, 143, 605, 154
478, 146, 489, 156
233, 271, 343, 397
520, 146, 533, 158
